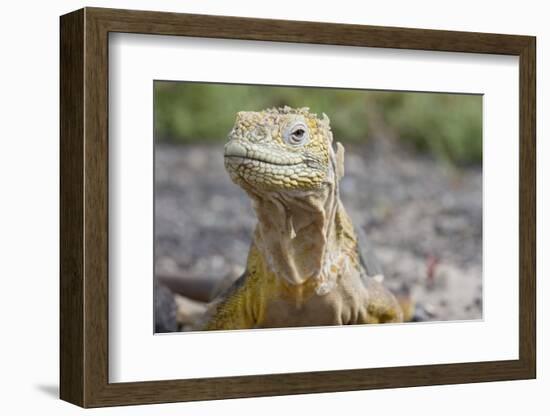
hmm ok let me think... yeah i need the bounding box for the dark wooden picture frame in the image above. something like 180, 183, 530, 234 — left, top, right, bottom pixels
60, 7, 536, 408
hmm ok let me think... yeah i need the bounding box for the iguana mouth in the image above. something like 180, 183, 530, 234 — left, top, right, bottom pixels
224, 135, 326, 191
224, 155, 302, 167
224, 140, 303, 166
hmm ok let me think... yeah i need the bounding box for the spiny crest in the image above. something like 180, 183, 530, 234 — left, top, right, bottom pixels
265, 106, 312, 116
264, 106, 331, 127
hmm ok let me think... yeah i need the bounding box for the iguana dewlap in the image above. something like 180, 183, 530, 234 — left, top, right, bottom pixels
204, 107, 403, 330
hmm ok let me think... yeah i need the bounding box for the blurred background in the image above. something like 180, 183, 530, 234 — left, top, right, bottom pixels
153, 81, 483, 332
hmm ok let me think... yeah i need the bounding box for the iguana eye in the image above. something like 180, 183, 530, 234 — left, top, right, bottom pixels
285, 123, 309, 146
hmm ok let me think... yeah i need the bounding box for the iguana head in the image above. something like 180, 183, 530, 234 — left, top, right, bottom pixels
224, 106, 349, 291
224, 106, 343, 193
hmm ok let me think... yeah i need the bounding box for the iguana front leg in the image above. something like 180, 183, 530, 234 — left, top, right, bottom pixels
204, 273, 259, 330
363, 278, 404, 324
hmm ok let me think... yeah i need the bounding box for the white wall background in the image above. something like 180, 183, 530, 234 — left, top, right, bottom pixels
0, 1, 545, 414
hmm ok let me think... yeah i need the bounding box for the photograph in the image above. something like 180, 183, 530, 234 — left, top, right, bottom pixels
153, 81, 483, 332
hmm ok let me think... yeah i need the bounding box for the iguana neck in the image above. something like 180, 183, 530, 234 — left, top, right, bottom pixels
249, 180, 354, 294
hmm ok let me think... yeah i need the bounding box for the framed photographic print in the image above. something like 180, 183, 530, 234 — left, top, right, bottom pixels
60, 7, 536, 408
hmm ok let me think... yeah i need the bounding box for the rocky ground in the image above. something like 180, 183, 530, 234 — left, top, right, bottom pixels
154, 139, 482, 332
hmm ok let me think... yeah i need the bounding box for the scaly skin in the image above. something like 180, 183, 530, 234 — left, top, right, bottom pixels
204, 107, 403, 330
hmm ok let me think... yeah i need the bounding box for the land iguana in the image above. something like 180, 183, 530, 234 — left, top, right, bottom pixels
203, 107, 404, 330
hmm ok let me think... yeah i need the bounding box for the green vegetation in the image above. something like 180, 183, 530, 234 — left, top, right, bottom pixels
154, 81, 482, 165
